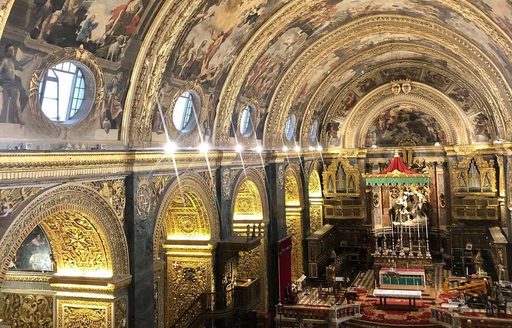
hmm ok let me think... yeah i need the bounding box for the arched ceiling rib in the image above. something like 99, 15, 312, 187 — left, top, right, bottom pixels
3, 1, 511, 149
116, 0, 512, 148
265, 16, 512, 148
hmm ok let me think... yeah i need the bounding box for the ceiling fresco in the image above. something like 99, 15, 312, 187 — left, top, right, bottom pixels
0, 0, 510, 149
365, 105, 447, 147
0, 0, 162, 144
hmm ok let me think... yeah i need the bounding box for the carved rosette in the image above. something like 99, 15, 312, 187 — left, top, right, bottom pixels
136, 176, 153, 221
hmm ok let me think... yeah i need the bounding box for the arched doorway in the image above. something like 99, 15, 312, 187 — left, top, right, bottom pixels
232, 171, 269, 311
0, 184, 129, 327
153, 174, 219, 327
308, 168, 323, 234
285, 166, 303, 281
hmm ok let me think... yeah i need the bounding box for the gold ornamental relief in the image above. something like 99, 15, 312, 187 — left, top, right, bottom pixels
309, 205, 323, 233
0, 187, 41, 218
238, 246, 262, 282
286, 214, 303, 281
166, 192, 211, 240
167, 258, 211, 326
308, 170, 322, 197
41, 211, 110, 276
84, 180, 126, 221
63, 307, 106, 328
0, 293, 53, 327
285, 173, 300, 206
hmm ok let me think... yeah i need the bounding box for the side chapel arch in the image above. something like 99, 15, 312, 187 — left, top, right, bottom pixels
285, 164, 305, 281
308, 162, 323, 234
231, 168, 270, 311
153, 173, 220, 326
0, 184, 129, 280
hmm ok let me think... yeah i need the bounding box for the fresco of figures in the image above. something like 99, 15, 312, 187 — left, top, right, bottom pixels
365, 105, 446, 147
10, 226, 53, 272
0, 0, 162, 138
171, 0, 283, 89
10, 0, 149, 62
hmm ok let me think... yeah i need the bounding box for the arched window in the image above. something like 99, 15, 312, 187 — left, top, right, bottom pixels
172, 91, 199, 133
284, 114, 296, 141
239, 105, 255, 137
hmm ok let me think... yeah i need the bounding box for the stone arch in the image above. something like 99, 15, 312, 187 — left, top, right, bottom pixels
153, 173, 220, 255
341, 82, 473, 148
0, 183, 129, 281
152, 173, 220, 326
308, 164, 323, 234
231, 167, 269, 311
284, 163, 304, 280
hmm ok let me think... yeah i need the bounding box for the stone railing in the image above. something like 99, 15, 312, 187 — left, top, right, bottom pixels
276, 303, 361, 327
431, 307, 511, 328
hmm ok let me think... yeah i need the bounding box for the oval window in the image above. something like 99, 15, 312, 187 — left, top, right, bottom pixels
310, 119, 319, 142
39, 61, 94, 124
239, 105, 254, 137
172, 91, 199, 133
284, 114, 296, 141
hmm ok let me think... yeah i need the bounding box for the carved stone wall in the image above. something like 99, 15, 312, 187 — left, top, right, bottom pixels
166, 252, 213, 326
57, 299, 112, 328
0, 293, 53, 327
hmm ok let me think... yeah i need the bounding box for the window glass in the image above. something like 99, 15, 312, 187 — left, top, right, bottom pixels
172, 91, 198, 133
39, 61, 86, 122
239, 105, 254, 137
284, 114, 296, 141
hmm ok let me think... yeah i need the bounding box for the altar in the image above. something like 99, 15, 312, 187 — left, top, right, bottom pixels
373, 288, 422, 309
379, 268, 426, 290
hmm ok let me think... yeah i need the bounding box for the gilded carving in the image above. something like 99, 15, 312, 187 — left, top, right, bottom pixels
136, 176, 152, 221
0, 293, 53, 327
153, 175, 171, 198
167, 257, 212, 326
238, 246, 261, 282
0, 187, 41, 218
286, 214, 303, 281
41, 211, 110, 275
84, 180, 125, 221
233, 180, 262, 218
63, 307, 107, 328
285, 171, 300, 206
0, 184, 129, 282
309, 205, 323, 233
323, 158, 360, 197
451, 154, 497, 194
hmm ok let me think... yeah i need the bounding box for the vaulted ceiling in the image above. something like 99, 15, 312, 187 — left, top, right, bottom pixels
2, 0, 512, 150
